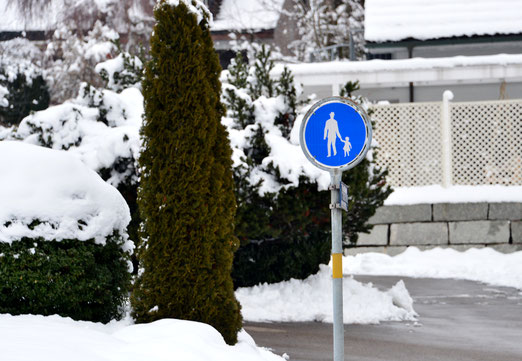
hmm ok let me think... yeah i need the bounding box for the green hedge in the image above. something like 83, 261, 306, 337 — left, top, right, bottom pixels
0, 234, 131, 323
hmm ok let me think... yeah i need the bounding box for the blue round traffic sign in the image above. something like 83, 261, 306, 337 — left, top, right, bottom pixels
300, 97, 372, 172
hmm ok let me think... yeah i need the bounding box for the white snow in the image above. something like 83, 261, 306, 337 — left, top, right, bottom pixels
212, 0, 286, 32
384, 185, 522, 205
0, 314, 285, 361
0, 141, 131, 245
345, 246, 522, 290
365, 0, 522, 42
237, 264, 417, 324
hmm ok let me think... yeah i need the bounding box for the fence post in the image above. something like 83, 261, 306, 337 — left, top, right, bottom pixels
441, 90, 454, 188
332, 83, 340, 96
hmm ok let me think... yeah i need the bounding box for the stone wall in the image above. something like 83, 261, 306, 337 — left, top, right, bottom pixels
346, 202, 522, 255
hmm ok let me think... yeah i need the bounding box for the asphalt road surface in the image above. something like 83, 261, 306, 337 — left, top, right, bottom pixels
244, 276, 522, 361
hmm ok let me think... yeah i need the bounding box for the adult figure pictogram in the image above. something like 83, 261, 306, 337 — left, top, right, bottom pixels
324, 112, 342, 157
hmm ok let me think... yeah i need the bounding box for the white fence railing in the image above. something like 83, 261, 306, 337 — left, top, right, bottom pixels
371, 95, 522, 187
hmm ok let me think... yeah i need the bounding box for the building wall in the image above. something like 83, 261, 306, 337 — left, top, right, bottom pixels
369, 40, 522, 60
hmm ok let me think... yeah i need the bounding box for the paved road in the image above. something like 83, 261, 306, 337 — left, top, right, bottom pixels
244, 276, 522, 361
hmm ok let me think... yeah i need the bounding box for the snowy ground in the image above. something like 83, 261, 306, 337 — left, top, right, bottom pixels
0, 315, 285, 361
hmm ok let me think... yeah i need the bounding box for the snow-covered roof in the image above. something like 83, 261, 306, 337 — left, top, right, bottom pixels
365, 0, 522, 42
212, 0, 286, 32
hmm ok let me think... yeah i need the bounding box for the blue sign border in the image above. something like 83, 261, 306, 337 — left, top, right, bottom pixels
299, 96, 372, 172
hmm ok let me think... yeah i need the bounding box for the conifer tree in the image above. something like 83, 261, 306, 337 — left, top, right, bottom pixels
131, 0, 242, 345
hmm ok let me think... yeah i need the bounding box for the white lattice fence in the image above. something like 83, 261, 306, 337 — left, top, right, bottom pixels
371, 102, 442, 186
451, 100, 522, 185
371, 99, 522, 187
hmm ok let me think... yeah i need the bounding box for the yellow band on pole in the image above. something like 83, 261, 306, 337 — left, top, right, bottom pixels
332, 253, 343, 279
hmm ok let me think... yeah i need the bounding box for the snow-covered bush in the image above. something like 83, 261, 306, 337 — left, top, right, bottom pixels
15, 82, 142, 189
0, 39, 50, 126
223, 44, 391, 287
222, 44, 332, 287
0, 45, 145, 263
95, 48, 144, 93
0, 141, 133, 322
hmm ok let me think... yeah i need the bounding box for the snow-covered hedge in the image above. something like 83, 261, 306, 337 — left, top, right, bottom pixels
0, 141, 133, 322
0, 141, 132, 244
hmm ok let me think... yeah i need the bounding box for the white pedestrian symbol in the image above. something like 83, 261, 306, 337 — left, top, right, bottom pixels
341, 136, 352, 157
323, 112, 342, 157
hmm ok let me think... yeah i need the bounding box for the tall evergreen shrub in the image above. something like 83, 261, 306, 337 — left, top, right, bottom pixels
131, 0, 242, 345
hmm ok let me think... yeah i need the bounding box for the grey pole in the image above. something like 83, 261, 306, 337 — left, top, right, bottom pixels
330, 169, 344, 361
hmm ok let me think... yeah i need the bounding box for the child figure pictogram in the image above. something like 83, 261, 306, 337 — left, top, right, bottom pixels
341, 136, 352, 157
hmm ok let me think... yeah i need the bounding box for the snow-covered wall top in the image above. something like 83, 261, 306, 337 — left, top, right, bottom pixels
212, 0, 285, 32
365, 0, 522, 42
0, 141, 131, 245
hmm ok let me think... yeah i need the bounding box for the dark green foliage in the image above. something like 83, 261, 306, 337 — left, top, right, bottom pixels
0, 70, 50, 126
248, 44, 275, 99
274, 67, 297, 139
131, 0, 242, 345
232, 177, 331, 287
227, 46, 332, 287
0, 234, 131, 323
223, 54, 254, 129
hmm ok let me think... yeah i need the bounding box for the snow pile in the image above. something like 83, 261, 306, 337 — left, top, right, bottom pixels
345, 247, 522, 290
237, 264, 417, 324
365, 0, 522, 42
213, 0, 286, 32
385, 185, 522, 205
0, 315, 284, 361
15, 83, 142, 188
0, 141, 131, 245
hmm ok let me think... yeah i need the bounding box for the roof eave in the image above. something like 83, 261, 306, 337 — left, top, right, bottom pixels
367, 33, 522, 49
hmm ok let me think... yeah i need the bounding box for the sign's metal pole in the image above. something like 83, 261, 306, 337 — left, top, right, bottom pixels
330, 169, 344, 361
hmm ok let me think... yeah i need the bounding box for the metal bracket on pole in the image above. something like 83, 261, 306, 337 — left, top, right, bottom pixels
329, 203, 344, 210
